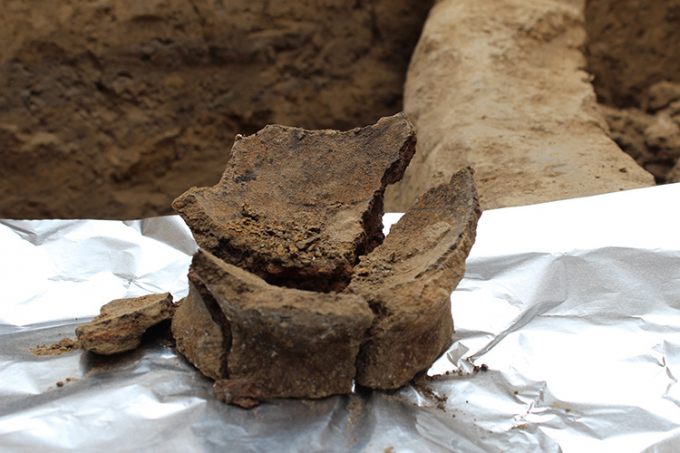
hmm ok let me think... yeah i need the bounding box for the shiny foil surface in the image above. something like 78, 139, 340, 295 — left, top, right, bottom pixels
1, 184, 680, 452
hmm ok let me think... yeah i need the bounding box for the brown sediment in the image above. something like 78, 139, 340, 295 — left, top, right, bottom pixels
585, 0, 680, 183
55, 377, 78, 388
585, 0, 680, 109
598, 94, 680, 183
0, 0, 432, 219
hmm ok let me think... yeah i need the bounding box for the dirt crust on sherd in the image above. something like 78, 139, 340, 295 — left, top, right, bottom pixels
173, 113, 416, 292
76, 293, 175, 355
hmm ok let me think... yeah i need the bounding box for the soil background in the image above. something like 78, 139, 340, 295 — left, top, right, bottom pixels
1, 0, 677, 220
0, 0, 432, 219
586, 0, 680, 183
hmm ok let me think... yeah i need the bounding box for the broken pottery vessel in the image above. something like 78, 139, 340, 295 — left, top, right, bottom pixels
76, 293, 175, 355
171, 114, 481, 406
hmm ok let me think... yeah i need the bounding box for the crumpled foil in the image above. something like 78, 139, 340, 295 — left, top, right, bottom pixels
1, 184, 679, 452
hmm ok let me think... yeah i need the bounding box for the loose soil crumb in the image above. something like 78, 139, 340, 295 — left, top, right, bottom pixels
31, 338, 80, 357
426, 363, 490, 381
473, 363, 490, 373
512, 423, 530, 430
213, 379, 263, 409
55, 377, 78, 388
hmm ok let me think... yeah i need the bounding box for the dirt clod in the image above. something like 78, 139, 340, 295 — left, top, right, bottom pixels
213, 379, 263, 409
586, 0, 680, 182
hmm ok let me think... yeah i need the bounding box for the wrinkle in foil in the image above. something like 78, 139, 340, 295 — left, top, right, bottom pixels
1, 184, 680, 452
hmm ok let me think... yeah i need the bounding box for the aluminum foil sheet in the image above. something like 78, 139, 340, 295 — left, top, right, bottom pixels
1, 184, 680, 452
